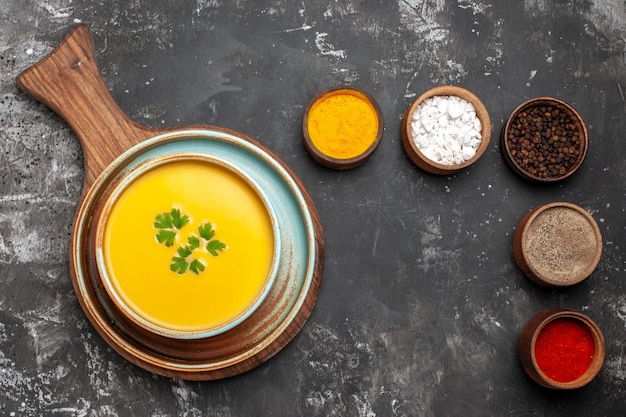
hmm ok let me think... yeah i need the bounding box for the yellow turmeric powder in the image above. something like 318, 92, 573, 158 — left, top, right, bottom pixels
306, 89, 380, 159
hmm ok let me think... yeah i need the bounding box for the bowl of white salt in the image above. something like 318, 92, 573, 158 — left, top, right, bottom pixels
401, 86, 492, 174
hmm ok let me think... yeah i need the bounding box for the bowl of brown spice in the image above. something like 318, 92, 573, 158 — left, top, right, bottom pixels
501, 97, 588, 182
514, 202, 602, 287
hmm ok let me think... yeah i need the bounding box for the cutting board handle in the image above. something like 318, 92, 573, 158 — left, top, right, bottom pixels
16, 24, 158, 190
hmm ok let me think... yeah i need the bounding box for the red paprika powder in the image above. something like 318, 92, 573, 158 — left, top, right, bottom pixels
534, 317, 595, 383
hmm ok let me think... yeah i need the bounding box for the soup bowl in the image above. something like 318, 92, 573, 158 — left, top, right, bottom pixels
94, 153, 281, 339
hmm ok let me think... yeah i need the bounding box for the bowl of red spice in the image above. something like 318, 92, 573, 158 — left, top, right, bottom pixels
519, 308, 605, 389
514, 202, 602, 287
401, 85, 492, 175
302, 86, 384, 170
501, 97, 588, 182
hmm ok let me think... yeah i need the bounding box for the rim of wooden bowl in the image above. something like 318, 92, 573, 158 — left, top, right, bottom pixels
500, 96, 589, 182
519, 308, 605, 389
401, 85, 492, 175
513, 202, 602, 287
302, 86, 384, 170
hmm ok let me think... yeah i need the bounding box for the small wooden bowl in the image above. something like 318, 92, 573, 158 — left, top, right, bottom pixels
302, 86, 383, 170
519, 308, 605, 389
514, 202, 602, 287
501, 97, 588, 182
401, 85, 491, 175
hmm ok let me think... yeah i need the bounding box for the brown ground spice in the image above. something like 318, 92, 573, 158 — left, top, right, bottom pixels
525, 207, 599, 283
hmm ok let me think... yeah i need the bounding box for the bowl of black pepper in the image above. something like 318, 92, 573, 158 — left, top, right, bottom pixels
501, 97, 588, 182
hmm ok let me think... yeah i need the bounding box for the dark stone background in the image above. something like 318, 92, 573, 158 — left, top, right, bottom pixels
1, 1, 626, 416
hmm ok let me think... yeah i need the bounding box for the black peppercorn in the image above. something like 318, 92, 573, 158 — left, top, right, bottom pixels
505, 104, 583, 179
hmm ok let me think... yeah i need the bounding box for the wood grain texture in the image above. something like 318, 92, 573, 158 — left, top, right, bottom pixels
16, 24, 158, 190
15, 24, 324, 381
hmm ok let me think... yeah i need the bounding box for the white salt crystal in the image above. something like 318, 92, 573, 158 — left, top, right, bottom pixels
473, 117, 482, 132
421, 116, 435, 133
447, 101, 464, 119
462, 145, 477, 160
436, 98, 448, 114
410, 95, 483, 166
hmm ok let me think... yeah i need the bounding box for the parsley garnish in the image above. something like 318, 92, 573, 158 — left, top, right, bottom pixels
189, 259, 205, 274
177, 245, 192, 258
154, 212, 174, 229
154, 208, 226, 275
154, 208, 189, 247
198, 222, 215, 241
187, 235, 200, 250
198, 222, 226, 256
207, 239, 227, 256
170, 208, 189, 229
156, 230, 177, 247
170, 256, 189, 274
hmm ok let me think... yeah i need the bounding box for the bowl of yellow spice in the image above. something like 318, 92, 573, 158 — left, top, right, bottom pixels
303, 86, 384, 170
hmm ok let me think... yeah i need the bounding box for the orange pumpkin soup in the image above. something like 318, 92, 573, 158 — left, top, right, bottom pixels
99, 158, 276, 335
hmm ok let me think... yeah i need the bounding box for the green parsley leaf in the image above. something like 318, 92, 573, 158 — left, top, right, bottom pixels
207, 239, 226, 256
171, 208, 190, 229
170, 256, 188, 274
156, 230, 177, 247
154, 212, 173, 229
198, 222, 215, 241
177, 245, 192, 258
187, 235, 200, 250
189, 259, 205, 274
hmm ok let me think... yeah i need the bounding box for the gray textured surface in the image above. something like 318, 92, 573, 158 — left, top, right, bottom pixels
2, 0, 626, 416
